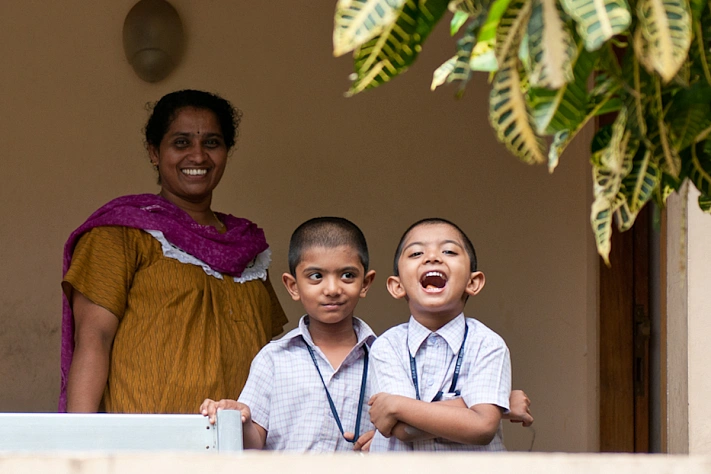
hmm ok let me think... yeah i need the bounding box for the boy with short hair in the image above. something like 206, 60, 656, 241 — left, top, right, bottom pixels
202, 217, 531, 452
202, 217, 377, 451
368, 217, 514, 452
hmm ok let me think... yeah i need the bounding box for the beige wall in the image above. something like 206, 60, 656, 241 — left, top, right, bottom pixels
0, 1, 598, 451
665, 186, 711, 454
3, 452, 711, 474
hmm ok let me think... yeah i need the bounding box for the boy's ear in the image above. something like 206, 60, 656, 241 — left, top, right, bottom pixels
386, 276, 407, 300
281, 272, 301, 301
359, 270, 376, 298
465, 271, 486, 297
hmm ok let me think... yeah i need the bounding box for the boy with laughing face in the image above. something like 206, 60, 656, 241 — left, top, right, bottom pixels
201, 217, 531, 452
369, 218, 514, 452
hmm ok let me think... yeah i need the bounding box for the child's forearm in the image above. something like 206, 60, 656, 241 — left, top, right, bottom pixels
390, 422, 435, 442
242, 421, 267, 449
391, 397, 502, 445
389, 398, 468, 443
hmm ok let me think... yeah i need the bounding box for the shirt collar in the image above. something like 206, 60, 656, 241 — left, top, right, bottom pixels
295, 315, 376, 349
407, 313, 466, 355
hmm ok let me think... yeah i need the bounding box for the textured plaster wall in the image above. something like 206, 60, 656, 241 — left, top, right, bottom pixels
0, 1, 597, 451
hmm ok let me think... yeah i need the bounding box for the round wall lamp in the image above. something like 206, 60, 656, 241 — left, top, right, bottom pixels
122, 0, 185, 83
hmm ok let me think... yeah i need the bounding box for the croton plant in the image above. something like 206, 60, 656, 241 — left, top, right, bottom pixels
333, 0, 711, 263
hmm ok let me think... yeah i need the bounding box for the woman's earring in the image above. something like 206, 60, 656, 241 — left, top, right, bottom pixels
152, 162, 159, 171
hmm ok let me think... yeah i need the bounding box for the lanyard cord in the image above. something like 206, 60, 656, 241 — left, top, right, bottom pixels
305, 341, 369, 443
409, 322, 469, 402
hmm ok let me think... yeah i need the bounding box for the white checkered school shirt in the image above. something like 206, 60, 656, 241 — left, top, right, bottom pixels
238, 315, 376, 452
369, 313, 511, 452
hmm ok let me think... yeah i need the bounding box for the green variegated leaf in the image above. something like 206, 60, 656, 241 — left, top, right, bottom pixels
432, 56, 457, 89
688, 0, 705, 19
621, 146, 661, 212
622, 48, 653, 141
526, 0, 576, 89
653, 172, 678, 206
333, 0, 407, 56
690, 12, 711, 85
591, 196, 618, 264
545, 68, 621, 171
549, 130, 570, 171
432, 19, 482, 92
495, 0, 533, 69
590, 109, 636, 262
469, 0, 513, 71
636, 0, 692, 82
449, 0, 483, 14
348, 0, 449, 95
690, 141, 711, 196
451, 10, 470, 34
490, 36, 546, 164
646, 78, 682, 177
699, 192, 711, 212
591, 124, 613, 156
614, 199, 637, 231
667, 83, 711, 151
559, 0, 632, 51
528, 42, 596, 135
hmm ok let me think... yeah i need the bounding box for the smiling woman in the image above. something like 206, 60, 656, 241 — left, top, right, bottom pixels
58, 90, 287, 414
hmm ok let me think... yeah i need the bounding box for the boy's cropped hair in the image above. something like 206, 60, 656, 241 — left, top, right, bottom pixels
288, 217, 369, 275
393, 217, 478, 275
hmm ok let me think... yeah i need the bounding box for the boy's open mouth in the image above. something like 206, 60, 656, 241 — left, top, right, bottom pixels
420, 271, 447, 291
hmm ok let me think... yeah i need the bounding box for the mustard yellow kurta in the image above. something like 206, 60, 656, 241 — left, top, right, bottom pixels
64, 226, 287, 413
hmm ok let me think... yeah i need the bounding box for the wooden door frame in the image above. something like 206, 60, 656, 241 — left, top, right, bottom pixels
599, 204, 652, 452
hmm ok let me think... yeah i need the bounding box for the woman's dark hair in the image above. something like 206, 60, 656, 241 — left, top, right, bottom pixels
144, 89, 242, 151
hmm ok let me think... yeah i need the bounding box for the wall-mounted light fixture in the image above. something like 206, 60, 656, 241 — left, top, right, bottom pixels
122, 0, 185, 83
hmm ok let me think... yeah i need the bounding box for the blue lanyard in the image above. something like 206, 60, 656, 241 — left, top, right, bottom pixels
409, 323, 468, 402
305, 341, 369, 443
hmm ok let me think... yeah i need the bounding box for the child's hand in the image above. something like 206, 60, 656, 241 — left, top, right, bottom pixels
349, 429, 374, 452
504, 390, 533, 427
199, 398, 252, 425
368, 393, 402, 437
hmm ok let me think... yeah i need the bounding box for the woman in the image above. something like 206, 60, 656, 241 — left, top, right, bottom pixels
59, 90, 287, 413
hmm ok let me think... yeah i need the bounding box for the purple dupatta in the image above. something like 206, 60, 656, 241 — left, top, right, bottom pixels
58, 194, 268, 412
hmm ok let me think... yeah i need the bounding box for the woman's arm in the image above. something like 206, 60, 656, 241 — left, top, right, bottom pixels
66, 290, 119, 413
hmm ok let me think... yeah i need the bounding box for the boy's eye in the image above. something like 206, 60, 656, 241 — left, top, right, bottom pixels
342, 272, 356, 279
308, 272, 322, 280
408, 251, 423, 258
443, 249, 458, 255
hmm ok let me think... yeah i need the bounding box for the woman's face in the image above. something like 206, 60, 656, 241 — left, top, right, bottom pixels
149, 107, 228, 207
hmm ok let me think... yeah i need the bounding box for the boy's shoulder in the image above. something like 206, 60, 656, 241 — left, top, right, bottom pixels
370, 320, 409, 352
252, 325, 306, 360
464, 316, 508, 350
377, 320, 409, 338
257, 315, 377, 356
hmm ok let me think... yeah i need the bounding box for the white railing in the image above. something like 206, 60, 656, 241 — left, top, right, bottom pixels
0, 410, 241, 454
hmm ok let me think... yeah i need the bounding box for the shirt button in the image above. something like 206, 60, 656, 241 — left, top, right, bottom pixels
427, 379, 434, 386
